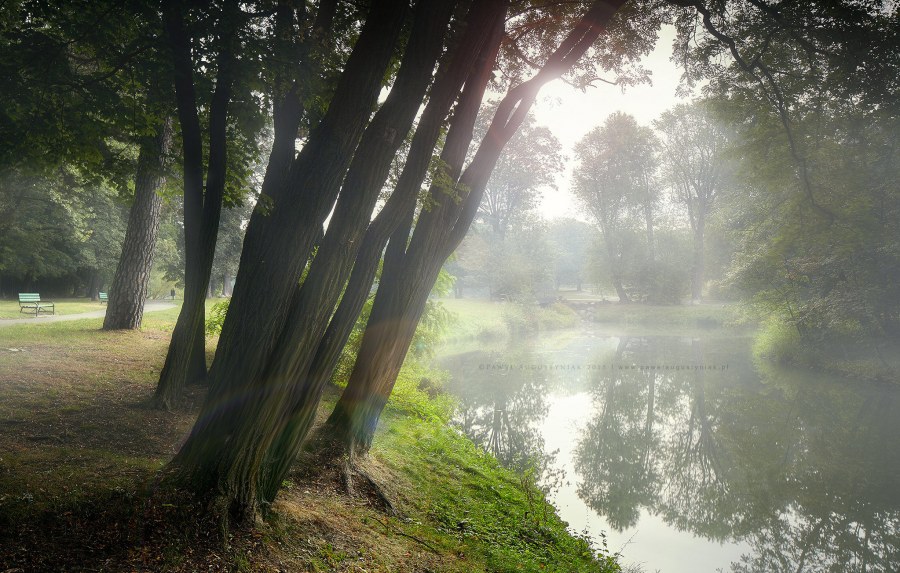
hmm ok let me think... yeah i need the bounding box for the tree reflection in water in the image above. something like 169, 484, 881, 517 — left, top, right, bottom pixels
575, 336, 900, 572
442, 342, 555, 476
440, 332, 900, 572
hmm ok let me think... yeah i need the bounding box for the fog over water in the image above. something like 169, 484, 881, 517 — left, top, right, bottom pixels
437, 325, 900, 573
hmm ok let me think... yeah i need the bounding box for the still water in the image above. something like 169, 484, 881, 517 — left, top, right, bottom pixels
435, 325, 900, 573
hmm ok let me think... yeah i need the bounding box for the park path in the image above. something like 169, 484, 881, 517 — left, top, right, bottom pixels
0, 301, 175, 328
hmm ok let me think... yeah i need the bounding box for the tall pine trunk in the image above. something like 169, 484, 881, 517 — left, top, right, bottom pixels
104, 116, 174, 330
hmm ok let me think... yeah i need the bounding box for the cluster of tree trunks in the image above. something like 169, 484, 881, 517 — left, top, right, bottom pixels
93, 0, 628, 519
195, 0, 617, 519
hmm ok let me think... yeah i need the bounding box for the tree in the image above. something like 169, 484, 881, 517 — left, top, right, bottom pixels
655, 102, 731, 302
0, 168, 126, 297
476, 106, 563, 238
0, 1, 193, 318
547, 218, 594, 291
325, 0, 631, 459
667, 0, 900, 347
153, 0, 265, 407
572, 112, 659, 302
103, 116, 174, 326
163, 0, 462, 518
209, 199, 252, 297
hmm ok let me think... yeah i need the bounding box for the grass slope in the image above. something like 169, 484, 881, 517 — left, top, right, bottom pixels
0, 311, 620, 572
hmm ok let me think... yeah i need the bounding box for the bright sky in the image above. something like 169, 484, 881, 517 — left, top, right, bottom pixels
531, 25, 693, 219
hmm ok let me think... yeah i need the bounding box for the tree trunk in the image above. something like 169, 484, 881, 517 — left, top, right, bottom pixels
328, 0, 627, 455
253, 0, 464, 502
321, 7, 507, 454
104, 117, 174, 330
165, 0, 410, 519
691, 215, 705, 302
84, 271, 102, 300
154, 0, 238, 408
603, 234, 630, 303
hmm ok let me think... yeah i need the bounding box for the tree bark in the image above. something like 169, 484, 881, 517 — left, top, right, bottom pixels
272, 0, 509, 476
328, 0, 624, 455
603, 237, 630, 302
327, 0, 628, 455
165, 0, 411, 519
254, 0, 463, 502
154, 0, 238, 409
691, 214, 705, 302
104, 116, 173, 330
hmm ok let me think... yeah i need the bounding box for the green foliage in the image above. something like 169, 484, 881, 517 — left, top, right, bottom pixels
205, 299, 230, 336
0, 168, 126, 294
333, 268, 456, 383
547, 219, 594, 290
752, 316, 804, 365
573, 112, 664, 300
0, 0, 164, 184
473, 105, 563, 237
385, 360, 455, 424
587, 228, 691, 304
670, 0, 900, 365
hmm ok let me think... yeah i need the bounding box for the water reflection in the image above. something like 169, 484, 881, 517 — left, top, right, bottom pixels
441, 342, 552, 474
438, 332, 900, 572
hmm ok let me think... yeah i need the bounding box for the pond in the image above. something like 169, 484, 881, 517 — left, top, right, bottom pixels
435, 324, 900, 573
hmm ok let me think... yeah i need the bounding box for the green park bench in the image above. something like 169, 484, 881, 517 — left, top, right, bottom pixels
18, 293, 55, 316
98, 292, 108, 304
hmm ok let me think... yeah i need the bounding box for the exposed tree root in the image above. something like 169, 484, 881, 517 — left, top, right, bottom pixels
293, 426, 399, 516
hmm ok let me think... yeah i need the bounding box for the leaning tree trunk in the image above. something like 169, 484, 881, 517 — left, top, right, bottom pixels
253, 0, 472, 502
297, 0, 508, 396
323, 11, 505, 453
104, 117, 174, 330
328, 0, 627, 456
326, 240, 446, 454
601, 228, 630, 302
165, 0, 410, 519
609, 253, 630, 303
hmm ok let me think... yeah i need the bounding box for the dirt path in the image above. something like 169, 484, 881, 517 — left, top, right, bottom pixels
0, 301, 175, 328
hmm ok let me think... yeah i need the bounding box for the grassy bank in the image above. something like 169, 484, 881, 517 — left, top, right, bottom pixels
753, 317, 900, 383
440, 297, 580, 342
0, 311, 620, 571
583, 301, 747, 335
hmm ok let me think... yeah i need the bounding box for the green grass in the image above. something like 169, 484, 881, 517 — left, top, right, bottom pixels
0, 297, 108, 319
0, 300, 622, 572
439, 297, 581, 342
371, 397, 620, 572
440, 297, 509, 340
